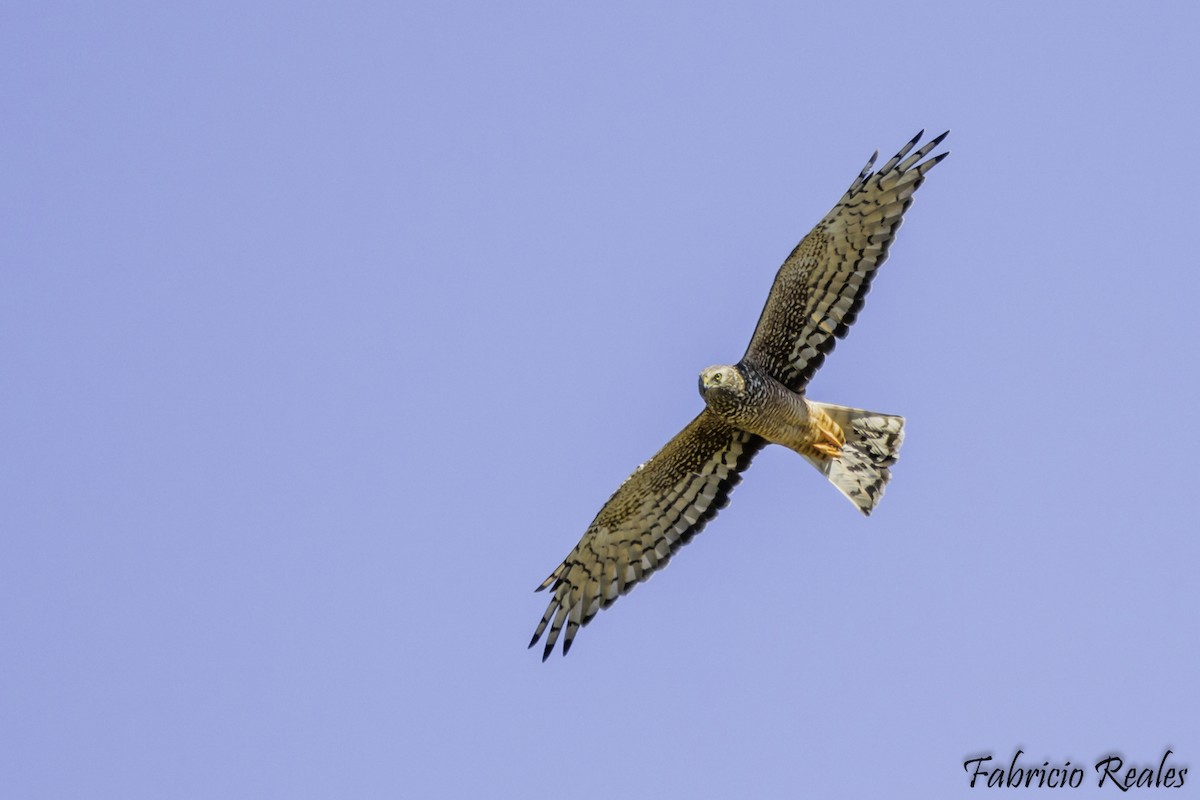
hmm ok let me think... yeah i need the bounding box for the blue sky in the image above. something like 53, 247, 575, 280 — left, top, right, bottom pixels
3, 2, 1198, 797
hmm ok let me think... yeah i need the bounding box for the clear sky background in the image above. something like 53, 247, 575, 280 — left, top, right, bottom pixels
3, 2, 1198, 798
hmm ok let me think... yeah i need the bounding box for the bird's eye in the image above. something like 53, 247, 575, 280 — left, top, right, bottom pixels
711, 372, 722, 384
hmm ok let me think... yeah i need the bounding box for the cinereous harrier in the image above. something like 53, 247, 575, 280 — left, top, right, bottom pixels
531, 130, 949, 660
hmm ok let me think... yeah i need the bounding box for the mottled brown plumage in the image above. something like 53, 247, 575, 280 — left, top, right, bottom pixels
531, 131, 948, 660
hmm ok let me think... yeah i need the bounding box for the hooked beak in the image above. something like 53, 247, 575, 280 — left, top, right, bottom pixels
698, 367, 723, 393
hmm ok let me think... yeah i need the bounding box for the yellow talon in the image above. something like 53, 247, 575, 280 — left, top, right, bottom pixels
812, 442, 840, 458
811, 416, 845, 458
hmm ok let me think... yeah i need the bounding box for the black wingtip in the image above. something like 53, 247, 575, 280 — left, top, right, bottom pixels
928, 129, 950, 148
527, 632, 539, 649
562, 637, 574, 657
541, 642, 553, 662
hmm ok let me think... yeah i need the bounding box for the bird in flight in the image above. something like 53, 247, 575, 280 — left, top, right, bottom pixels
530, 130, 949, 660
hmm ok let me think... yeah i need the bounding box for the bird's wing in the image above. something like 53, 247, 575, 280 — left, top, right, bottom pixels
744, 130, 949, 390
530, 411, 765, 660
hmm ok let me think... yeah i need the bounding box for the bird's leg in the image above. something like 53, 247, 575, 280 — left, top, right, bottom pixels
809, 409, 845, 458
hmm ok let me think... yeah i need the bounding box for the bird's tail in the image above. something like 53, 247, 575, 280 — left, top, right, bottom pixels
802, 402, 905, 516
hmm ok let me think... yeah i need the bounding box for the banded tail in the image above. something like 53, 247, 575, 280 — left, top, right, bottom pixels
803, 402, 905, 515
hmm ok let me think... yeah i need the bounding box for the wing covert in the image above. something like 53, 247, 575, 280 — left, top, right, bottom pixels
744, 130, 949, 390
529, 411, 765, 660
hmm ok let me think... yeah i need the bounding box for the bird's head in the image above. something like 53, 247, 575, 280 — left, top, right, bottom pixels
698, 364, 749, 418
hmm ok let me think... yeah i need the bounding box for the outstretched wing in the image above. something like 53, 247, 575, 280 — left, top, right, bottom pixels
744, 130, 949, 390
530, 411, 765, 660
